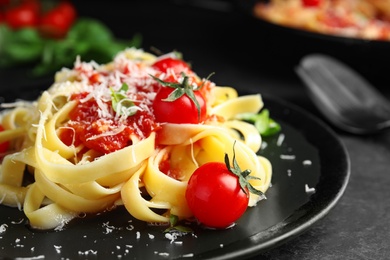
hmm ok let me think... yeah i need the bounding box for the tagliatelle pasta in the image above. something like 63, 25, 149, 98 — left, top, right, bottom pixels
0, 48, 272, 230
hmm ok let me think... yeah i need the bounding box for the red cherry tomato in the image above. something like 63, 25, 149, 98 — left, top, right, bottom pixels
55, 1, 76, 22
39, 1, 76, 38
185, 162, 249, 229
152, 57, 191, 74
152, 86, 207, 124
0, 125, 10, 154
302, 0, 322, 7
4, 1, 40, 29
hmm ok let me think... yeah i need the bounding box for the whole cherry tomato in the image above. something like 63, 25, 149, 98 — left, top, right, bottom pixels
152, 56, 207, 124
39, 1, 76, 38
185, 161, 249, 229
4, 1, 40, 29
152, 57, 191, 74
152, 85, 207, 124
0, 125, 10, 154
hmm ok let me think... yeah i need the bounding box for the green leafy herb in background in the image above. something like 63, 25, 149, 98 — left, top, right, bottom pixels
0, 18, 142, 77
236, 109, 281, 136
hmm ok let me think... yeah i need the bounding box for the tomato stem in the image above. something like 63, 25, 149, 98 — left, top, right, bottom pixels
225, 141, 264, 197
150, 73, 203, 121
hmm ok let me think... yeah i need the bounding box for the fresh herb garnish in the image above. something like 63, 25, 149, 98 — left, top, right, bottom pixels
110, 83, 138, 116
236, 109, 281, 136
0, 18, 142, 76
164, 214, 193, 233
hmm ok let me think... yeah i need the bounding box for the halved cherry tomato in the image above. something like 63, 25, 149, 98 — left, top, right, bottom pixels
0, 125, 10, 154
152, 57, 191, 74
39, 1, 76, 38
185, 161, 249, 229
152, 85, 207, 124
4, 1, 40, 29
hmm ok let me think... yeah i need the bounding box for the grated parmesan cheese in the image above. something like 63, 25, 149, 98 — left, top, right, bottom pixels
305, 184, 316, 194
0, 224, 8, 234
280, 154, 296, 160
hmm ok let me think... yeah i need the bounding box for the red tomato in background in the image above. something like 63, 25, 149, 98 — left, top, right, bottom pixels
4, 1, 40, 29
152, 57, 191, 74
302, 0, 322, 7
0, 125, 10, 154
0, 0, 10, 6
185, 162, 249, 229
152, 86, 207, 124
39, 1, 76, 38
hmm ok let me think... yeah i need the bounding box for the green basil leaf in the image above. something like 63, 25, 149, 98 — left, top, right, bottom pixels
67, 18, 115, 43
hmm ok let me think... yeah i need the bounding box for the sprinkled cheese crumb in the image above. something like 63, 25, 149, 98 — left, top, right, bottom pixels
11, 218, 24, 224
17, 255, 44, 259
165, 232, 185, 244
165, 232, 175, 242
305, 184, 316, 194
182, 253, 195, 257
303, 160, 312, 166
0, 224, 8, 234
280, 154, 296, 160
54, 245, 62, 254
78, 249, 98, 256
102, 221, 115, 234
276, 133, 285, 146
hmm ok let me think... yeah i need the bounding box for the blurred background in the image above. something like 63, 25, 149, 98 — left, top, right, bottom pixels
1, 0, 389, 98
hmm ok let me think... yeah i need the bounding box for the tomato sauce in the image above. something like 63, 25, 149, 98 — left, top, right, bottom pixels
158, 155, 182, 180
60, 92, 158, 154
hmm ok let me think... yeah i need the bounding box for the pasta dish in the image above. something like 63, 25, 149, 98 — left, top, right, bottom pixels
0, 48, 272, 230
253, 0, 390, 41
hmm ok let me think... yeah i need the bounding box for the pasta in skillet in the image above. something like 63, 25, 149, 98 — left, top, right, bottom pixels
0, 48, 272, 230
254, 0, 390, 41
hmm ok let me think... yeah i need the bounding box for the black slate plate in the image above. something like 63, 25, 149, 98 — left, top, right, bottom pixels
0, 95, 350, 260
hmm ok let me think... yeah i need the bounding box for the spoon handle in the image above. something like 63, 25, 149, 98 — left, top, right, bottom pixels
299, 54, 390, 111
296, 54, 390, 134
